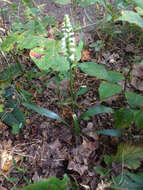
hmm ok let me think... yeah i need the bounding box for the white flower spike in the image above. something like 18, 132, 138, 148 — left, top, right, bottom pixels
61, 14, 76, 63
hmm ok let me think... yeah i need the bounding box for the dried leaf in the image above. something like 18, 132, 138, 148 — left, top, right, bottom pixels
1, 150, 13, 171
81, 47, 91, 61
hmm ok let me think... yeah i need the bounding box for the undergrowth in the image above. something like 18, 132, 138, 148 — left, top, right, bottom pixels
0, 0, 143, 189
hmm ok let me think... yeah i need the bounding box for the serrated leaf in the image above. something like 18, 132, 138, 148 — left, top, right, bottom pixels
117, 10, 143, 28
111, 172, 143, 190
99, 81, 122, 101
23, 103, 69, 126
114, 108, 134, 129
111, 143, 143, 169
80, 105, 114, 120
106, 71, 125, 83
78, 62, 108, 80
134, 110, 143, 130
125, 92, 143, 108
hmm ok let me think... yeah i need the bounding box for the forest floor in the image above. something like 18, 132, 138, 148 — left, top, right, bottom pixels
0, 1, 143, 190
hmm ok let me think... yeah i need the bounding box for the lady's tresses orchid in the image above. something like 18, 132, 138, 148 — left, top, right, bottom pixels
61, 14, 76, 63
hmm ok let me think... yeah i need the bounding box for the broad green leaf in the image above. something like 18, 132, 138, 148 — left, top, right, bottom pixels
94, 129, 122, 137
106, 71, 125, 83
135, 7, 143, 16
80, 105, 114, 120
17, 35, 47, 49
55, 0, 71, 5
117, 10, 143, 28
111, 172, 143, 190
1, 33, 19, 51
125, 92, 143, 108
22, 176, 69, 190
133, 0, 143, 8
111, 143, 143, 169
134, 110, 143, 130
114, 108, 134, 129
23, 103, 69, 126
99, 81, 122, 101
78, 62, 108, 80
50, 54, 70, 71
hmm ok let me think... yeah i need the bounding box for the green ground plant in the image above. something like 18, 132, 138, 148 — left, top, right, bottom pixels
1, 0, 143, 189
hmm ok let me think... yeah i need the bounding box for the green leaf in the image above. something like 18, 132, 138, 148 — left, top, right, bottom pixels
23, 103, 69, 126
134, 110, 143, 130
99, 81, 122, 101
1, 33, 19, 51
114, 108, 134, 129
50, 54, 70, 71
111, 172, 143, 190
117, 10, 143, 28
133, 0, 143, 8
78, 62, 108, 80
55, 0, 71, 5
0, 104, 4, 112
94, 129, 122, 137
74, 86, 88, 97
12, 123, 22, 134
75, 40, 84, 61
125, 92, 143, 108
111, 143, 143, 169
72, 113, 80, 135
106, 71, 125, 83
80, 105, 114, 120
22, 176, 68, 190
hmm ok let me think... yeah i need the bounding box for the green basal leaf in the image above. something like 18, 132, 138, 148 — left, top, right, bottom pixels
78, 62, 108, 80
125, 92, 143, 108
94, 129, 122, 137
80, 105, 114, 120
106, 71, 125, 83
110, 143, 143, 169
117, 10, 143, 28
72, 113, 80, 135
134, 110, 143, 130
55, 0, 71, 5
23, 103, 69, 126
114, 108, 134, 129
111, 172, 143, 190
99, 82, 122, 101
22, 176, 69, 190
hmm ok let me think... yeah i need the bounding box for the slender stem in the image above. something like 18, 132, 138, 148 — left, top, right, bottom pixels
69, 63, 75, 111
